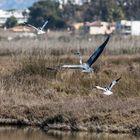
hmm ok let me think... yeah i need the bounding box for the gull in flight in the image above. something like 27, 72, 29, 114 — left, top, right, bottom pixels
95, 77, 121, 95
27, 20, 48, 35
61, 36, 110, 73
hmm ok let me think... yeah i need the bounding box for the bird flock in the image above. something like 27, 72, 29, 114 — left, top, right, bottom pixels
61, 35, 121, 95
28, 20, 121, 96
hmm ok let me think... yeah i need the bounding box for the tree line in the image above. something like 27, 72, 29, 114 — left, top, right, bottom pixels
4, 0, 140, 29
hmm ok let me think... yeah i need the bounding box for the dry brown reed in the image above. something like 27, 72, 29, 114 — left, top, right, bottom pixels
0, 30, 139, 132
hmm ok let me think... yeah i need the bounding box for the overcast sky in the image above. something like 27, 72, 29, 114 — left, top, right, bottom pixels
0, 0, 38, 10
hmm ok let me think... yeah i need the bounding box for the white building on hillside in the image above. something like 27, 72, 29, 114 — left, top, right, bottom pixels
116, 20, 140, 36
0, 10, 29, 27
116, 20, 131, 35
131, 21, 140, 36
84, 21, 115, 35
59, 0, 90, 5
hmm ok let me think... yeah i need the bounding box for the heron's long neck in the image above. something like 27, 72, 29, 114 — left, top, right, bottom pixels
79, 55, 82, 64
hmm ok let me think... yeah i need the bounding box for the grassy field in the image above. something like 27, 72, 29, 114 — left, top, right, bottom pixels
0, 30, 139, 134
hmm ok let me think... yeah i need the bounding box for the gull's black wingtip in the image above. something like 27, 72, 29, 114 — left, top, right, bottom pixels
116, 77, 121, 82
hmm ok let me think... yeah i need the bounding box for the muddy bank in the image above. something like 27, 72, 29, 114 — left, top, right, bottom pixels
0, 117, 139, 135
42, 123, 140, 135
0, 96, 139, 135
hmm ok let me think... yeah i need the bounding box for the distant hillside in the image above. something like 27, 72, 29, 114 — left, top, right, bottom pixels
0, 0, 38, 10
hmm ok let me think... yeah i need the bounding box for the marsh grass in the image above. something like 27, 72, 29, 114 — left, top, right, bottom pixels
0, 31, 139, 98
0, 30, 139, 130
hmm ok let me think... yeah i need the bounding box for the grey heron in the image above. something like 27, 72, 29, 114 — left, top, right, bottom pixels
61, 36, 110, 73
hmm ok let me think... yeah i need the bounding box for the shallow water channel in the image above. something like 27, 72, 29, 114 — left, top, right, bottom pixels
0, 126, 139, 140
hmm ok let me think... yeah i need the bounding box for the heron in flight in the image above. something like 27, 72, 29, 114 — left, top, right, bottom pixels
27, 20, 48, 35
95, 77, 121, 95
61, 36, 110, 73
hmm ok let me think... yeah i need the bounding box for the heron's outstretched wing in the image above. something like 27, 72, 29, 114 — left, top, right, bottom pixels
61, 64, 83, 69
86, 35, 110, 67
41, 20, 48, 30
27, 24, 39, 31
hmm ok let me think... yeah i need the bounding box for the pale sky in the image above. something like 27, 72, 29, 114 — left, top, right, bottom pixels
0, 0, 38, 10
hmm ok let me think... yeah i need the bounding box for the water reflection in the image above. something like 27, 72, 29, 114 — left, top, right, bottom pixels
0, 127, 139, 140
47, 130, 139, 140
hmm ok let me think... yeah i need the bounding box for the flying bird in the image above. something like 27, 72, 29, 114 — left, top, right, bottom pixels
95, 77, 121, 95
27, 20, 48, 35
61, 36, 110, 73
